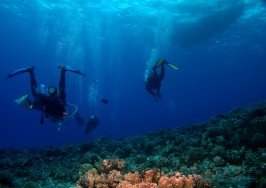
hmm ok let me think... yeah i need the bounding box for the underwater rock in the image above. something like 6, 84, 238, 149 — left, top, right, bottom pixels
225, 148, 246, 165
185, 147, 208, 165
0, 174, 14, 188
213, 156, 225, 167
121, 144, 133, 157
134, 154, 146, 164
206, 126, 224, 138
180, 138, 199, 150
44, 147, 66, 158
79, 142, 95, 153
144, 141, 154, 154
247, 108, 266, 120
81, 152, 100, 164
250, 133, 266, 149
211, 145, 226, 158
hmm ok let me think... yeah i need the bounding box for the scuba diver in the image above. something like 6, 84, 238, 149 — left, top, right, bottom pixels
85, 115, 100, 134
146, 59, 178, 100
7, 65, 86, 124
74, 113, 100, 134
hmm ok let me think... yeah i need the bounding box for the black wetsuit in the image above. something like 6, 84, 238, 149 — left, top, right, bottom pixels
85, 116, 99, 134
29, 68, 66, 121
146, 63, 165, 99
7, 66, 85, 124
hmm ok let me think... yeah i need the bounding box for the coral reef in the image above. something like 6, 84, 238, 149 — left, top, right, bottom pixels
77, 160, 211, 188
0, 101, 265, 187
101, 159, 126, 173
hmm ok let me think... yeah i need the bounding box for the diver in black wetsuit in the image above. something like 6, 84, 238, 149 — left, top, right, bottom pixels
146, 59, 166, 100
7, 65, 86, 124
85, 115, 100, 134
146, 59, 178, 100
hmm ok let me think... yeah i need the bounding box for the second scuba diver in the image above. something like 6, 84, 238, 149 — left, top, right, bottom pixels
146, 59, 178, 100
85, 115, 100, 134
7, 65, 86, 124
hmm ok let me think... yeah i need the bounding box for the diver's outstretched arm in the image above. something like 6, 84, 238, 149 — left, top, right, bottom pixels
29, 68, 38, 97
59, 68, 67, 105
58, 65, 85, 105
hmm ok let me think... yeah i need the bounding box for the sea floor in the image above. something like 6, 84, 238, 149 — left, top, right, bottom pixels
0, 101, 265, 187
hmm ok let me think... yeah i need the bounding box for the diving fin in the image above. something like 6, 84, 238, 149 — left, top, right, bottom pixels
58, 65, 86, 76
167, 63, 179, 70
6, 66, 34, 79
155, 59, 179, 70
15, 95, 33, 110
69, 69, 86, 76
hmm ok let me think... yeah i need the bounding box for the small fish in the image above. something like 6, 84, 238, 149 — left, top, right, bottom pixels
101, 99, 109, 104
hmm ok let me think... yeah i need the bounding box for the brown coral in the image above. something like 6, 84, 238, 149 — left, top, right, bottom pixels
117, 182, 158, 188
124, 172, 142, 184
101, 159, 126, 173
117, 182, 133, 188
107, 170, 124, 188
77, 159, 211, 188
143, 170, 162, 183
183, 175, 195, 188
158, 177, 173, 188
169, 176, 184, 188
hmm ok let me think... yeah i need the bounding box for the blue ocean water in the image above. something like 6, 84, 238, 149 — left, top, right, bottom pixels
0, 0, 265, 147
